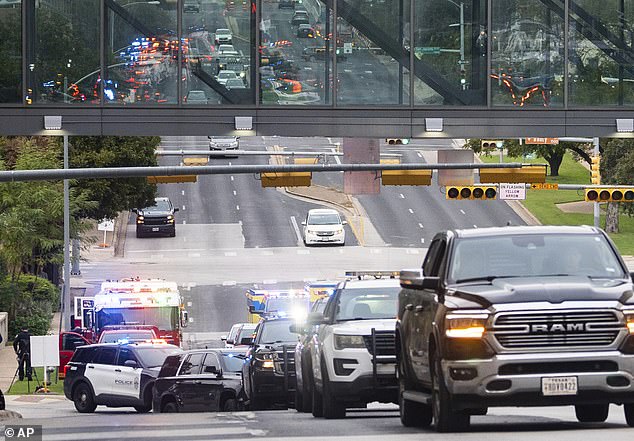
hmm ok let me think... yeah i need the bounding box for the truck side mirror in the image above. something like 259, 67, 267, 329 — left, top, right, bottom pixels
124, 360, 139, 369
174, 207, 179, 212
248, 305, 256, 313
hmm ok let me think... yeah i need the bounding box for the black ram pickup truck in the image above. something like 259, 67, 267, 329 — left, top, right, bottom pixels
396, 225, 634, 432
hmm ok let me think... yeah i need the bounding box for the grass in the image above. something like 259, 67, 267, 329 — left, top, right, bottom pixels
479, 151, 634, 255
6, 367, 64, 395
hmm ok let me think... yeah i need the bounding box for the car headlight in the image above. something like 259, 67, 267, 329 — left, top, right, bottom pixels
334, 334, 365, 350
306, 229, 316, 235
625, 312, 634, 334
136, 216, 144, 224
167, 215, 173, 220
255, 352, 277, 368
445, 314, 488, 339
335, 229, 343, 234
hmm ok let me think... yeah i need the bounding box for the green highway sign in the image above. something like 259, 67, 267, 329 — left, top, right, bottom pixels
415, 46, 441, 56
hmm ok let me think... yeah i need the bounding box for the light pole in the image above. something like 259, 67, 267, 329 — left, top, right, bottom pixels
110, 1, 160, 52
447, 0, 465, 89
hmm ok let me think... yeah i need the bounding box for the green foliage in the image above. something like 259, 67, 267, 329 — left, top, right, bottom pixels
0, 274, 59, 337
600, 139, 634, 218
70, 136, 159, 221
7, 367, 65, 395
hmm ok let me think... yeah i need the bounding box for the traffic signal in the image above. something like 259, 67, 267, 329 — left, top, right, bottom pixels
386, 138, 410, 145
591, 156, 601, 185
481, 140, 503, 149
585, 188, 634, 202
446, 186, 497, 200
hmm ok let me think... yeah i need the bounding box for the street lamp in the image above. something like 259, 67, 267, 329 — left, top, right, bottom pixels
447, 0, 465, 90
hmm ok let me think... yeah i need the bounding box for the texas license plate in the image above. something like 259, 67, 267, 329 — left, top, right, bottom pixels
541, 376, 578, 396
152, 227, 159, 232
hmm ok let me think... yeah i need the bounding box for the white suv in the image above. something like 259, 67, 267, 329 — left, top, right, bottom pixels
308, 277, 400, 419
302, 208, 346, 246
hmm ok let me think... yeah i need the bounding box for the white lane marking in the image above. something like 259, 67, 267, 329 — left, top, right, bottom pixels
183, 220, 187, 224
371, 249, 382, 254
408, 208, 414, 214
417, 151, 423, 158
297, 249, 310, 255
182, 205, 186, 210
263, 279, 277, 284
331, 147, 341, 164
460, 209, 466, 215
421, 238, 425, 244
406, 249, 420, 254
231, 176, 234, 181
238, 220, 243, 226
418, 223, 424, 228
181, 190, 185, 196
399, 193, 405, 199
128, 248, 206, 253
233, 190, 237, 196
260, 251, 274, 256
236, 205, 240, 211
290, 216, 303, 244
225, 252, 237, 256
222, 280, 237, 286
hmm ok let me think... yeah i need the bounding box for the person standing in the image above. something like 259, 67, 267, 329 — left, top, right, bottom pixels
13, 327, 32, 381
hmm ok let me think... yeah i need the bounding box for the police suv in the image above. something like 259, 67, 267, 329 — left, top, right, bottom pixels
308, 273, 401, 418
64, 342, 182, 413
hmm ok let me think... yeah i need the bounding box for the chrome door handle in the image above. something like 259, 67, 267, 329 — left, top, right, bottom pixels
88, 366, 94, 369
415, 305, 424, 313
114, 369, 121, 372
405, 304, 413, 311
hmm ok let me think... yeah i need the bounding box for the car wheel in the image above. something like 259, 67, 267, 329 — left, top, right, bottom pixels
399, 377, 432, 427
249, 380, 264, 410
162, 402, 178, 413
322, 360, 345, 419
625, 403, 634, 426
73, 383, 97, 413
575, 404, 609, 423
223, 398, 238, 411
311, 375, 323, 418
431, 352, 469, 432
295, 385, 305, 412
301, 361, 312, 412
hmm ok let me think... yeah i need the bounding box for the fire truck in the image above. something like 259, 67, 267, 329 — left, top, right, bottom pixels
72, 278, 189, 347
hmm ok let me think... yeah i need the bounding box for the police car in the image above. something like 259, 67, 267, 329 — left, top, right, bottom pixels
63, 342, 182, 413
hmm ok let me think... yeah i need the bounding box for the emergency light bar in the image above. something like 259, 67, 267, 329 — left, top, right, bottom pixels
345, 271, 400, 280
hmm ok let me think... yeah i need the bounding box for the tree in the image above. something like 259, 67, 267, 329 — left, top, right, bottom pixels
464, 138, 593, 176
599, 139, 634, 233
70, 136, 159, 221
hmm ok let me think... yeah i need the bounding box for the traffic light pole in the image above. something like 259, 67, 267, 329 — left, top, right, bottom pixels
593, 137, 600, 228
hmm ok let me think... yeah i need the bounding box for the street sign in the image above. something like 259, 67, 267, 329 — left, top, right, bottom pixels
499, 183, 526, 200
98, 219, 115, 232
525, 137, 559, 145
415, 47, 441, 56
531, 183, 559, 190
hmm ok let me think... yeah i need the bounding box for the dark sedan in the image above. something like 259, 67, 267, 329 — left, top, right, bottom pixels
153, 348, 247, 413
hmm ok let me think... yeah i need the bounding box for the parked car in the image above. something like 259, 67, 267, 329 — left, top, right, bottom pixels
302, 208, 347, 246
224, 323, 257, 348
208, 136, 239, 152
153, 348, 248, 412
59, 331, 91, 378
64, 342, 182, 413
297, 24, 315, 38
225, 78, 247, 90
242, 317, 300, 409
216, 70, 239, 86
133, 197, 179, 238
290, 10, 310, 26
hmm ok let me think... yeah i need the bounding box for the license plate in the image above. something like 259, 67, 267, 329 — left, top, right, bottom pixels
152, 227, 159, 232
541, 376, 578, 396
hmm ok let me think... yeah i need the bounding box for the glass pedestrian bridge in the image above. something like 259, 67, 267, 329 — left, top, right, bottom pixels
0, 0, 633, 138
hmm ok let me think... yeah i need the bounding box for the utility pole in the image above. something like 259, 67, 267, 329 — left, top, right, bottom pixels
63, 135, 70, 332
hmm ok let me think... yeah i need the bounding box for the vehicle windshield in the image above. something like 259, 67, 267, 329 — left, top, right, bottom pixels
308, 213, 341, 225
96, 307, 177, 332
100, 331, 154, 343
218, 72, 236, 79
334, 287, 399, 321
265, 297, 310, 316
449, 233, 627, 282
236, 325, 256, 342
221, 352, 247, 372
145, 200, 171, 211
258, 320, 299, 345
135, 347, 182, 368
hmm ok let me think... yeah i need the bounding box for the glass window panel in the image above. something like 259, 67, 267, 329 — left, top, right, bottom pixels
336, 0, 410, 105
32, 0, 100, 105
414, 0, 486, 105
0, 1, 21, 104
181, 0, 254, 105
569, 0, 634, 106
491, 0, 564, 107
260, 0, 333, 105
106, 0, 177, 105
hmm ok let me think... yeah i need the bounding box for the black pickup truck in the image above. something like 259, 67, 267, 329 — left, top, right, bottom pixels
396, 225, 634, 432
